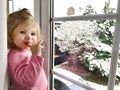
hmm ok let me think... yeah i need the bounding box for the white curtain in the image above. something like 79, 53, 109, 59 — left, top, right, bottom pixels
0, 0, 8, 90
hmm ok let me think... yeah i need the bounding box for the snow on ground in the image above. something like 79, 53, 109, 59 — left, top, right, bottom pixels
53, 68, 120, 90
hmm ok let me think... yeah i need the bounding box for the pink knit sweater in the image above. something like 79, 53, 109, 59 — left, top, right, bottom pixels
8, 49, 48, 90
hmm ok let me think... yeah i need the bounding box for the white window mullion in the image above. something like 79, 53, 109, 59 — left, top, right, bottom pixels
108, 0, 120, 90
51, 70, 96, 90
52, 13, 117, 21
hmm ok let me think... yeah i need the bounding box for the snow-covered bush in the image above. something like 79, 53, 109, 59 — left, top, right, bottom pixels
54, 21, 120, 79
54, 0, 120, 79
54, 21, 100, 53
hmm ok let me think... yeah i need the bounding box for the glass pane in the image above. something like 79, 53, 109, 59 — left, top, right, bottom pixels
9, 0, 14, 13
54, 74, 86, 90
53, 19, 120, 89
12, 0, 34, 15
54, 0, 118, 17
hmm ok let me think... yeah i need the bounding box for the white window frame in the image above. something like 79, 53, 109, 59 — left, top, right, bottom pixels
34, 0, 51, 86
50, 0, 120, 90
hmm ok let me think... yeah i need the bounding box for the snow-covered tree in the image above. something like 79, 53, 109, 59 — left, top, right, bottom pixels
54, 0, 120, 79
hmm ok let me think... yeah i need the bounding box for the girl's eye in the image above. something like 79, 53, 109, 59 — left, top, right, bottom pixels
31, 33, 36, 36
20, 31, 26, 34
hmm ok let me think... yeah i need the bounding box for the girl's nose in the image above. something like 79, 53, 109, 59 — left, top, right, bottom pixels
25, 34, 31, 40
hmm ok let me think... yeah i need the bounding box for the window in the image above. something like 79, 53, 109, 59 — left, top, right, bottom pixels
8, 0, 34, 15
50, 0, 120, 90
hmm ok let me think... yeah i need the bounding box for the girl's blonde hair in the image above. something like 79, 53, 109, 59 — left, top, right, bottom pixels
7, 8, 42, 49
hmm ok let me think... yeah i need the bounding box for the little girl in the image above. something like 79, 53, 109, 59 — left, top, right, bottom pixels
7, 8, 48, 90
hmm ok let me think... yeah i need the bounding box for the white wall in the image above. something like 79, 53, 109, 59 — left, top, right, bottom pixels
0, 0, 8, 90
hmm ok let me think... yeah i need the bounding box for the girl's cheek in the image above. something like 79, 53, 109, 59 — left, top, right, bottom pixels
14, 35, 24, 42
16, 36, 23, 41
33, 38, 38, 44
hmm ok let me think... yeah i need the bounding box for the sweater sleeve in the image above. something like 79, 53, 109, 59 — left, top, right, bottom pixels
8, 51, 44, 87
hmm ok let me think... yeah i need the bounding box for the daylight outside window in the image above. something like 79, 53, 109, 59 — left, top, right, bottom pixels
51, 0, 120, 90
8, 0, 34, 15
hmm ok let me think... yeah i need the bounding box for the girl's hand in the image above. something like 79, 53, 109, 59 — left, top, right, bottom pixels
30, 40, 44, 56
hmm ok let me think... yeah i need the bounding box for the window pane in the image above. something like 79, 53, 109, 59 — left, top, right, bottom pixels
12, 0, 34, 15
8, 0, 13, 13
54, 0, 117, 17
54, 74, 86, 90
53, 19, 120, 89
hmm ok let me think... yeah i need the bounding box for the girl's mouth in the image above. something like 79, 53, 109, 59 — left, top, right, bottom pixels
24, 42, 30, 46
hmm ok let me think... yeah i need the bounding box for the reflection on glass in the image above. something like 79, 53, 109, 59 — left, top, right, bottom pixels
54, 0, 117, 17
53, 19, 120, 89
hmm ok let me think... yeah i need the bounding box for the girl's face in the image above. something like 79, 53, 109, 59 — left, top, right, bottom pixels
13, 25, 37, 50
